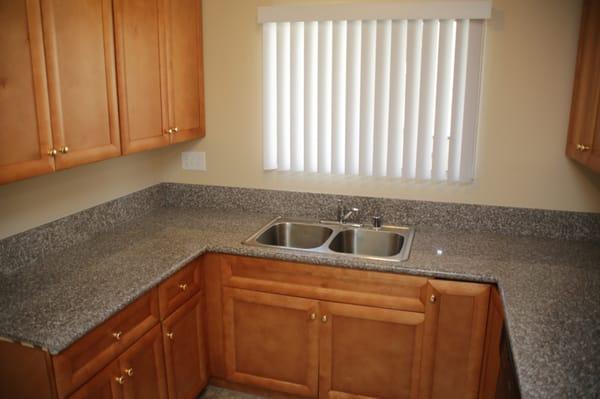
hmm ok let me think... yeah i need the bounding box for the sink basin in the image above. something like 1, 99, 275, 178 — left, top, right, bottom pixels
244, 217, 414, 262
328, 229, 404, 257
255, 222, 333, 249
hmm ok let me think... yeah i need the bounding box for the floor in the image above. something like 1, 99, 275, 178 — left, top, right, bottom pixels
198, 386, 264, 399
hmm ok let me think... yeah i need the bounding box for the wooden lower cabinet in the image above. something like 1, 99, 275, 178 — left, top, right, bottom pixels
162, 292, 209, 399
219, 256, 494, 399
223, 287, 320, 397
119, 324, 168, 399
0, 255, 508, 399
69, 361, 123, 399
420, 280, 491, 399
69, 324, 167, 399
319, 302, 425, 399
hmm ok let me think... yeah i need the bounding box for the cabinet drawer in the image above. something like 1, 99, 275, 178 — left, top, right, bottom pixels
53, 288, 160, 398
220, 255, 428, 312
158, 258, 203, 318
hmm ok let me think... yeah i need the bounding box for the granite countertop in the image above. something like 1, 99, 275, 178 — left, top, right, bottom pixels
0, 208, 599, 398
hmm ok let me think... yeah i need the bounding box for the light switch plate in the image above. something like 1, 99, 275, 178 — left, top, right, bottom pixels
181, 151, 206, 171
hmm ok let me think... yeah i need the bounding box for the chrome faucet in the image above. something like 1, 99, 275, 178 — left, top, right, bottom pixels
336, 200, 359, 224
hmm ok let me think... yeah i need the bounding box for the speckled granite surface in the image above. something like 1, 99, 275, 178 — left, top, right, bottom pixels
0, 207, 599, 398
164, 183, 600, 241
0, 184, 165, 274
3, 183, 599, 275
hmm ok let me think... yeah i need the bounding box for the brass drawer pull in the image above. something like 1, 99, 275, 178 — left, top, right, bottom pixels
321, 315, 328, 323
178, 283, 188, 291
429, 294, 437, 304
112, 331, 123, 341
115, 375, 125, 385
166, 331, 174, 340
124, 368, 134, 377
576, 143, 591, 152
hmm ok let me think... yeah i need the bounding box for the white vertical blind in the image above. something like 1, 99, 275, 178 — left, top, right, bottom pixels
359, 20, 376, 176
262, 22, 277, 170
402, 20, 423, 180
304, 22, 318, 173
332, 21, 347, 175
290, 22, 304, 171
387, 20, 407, 178
276, 23, 291, 171
345, 21, 362, 176
372, 20, 392, 177
317, 21, 333, 174
262, 7, 486, 183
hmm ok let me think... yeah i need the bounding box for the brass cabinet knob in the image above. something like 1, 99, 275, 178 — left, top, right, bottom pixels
309, 313, 316, 320
166, 331, 174, 340
115, 376, 125, 385
112, 331, 123, 340
124, 368, 134, 377
576, 144, 591, 152
59, 146, 69, 154
429, 294, 437, 304
178, 283, 188, 291
173, 127, 179, 133
166, 128, 174, 134
48, 148, 57, 156
321, 315, 328, 323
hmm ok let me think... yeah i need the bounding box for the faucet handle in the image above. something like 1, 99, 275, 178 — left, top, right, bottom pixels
372, 216, 382, 228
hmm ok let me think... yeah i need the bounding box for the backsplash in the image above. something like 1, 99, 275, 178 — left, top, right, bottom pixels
0, 185, 165, 275
1, 182, 599, 274
164, 183, 600, 242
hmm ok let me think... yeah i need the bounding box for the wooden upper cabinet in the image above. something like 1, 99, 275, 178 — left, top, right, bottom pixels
223, 288, 319, 397
319, 302, 424, 399
114, 0, 205, 154
166, 0, 205, 143
0, 0, 54, 185
162, 292, 208, 399
41, 0, 121, 170
119, 325, 168, 399
420, 280, 490, 399
567, 0, 600, 172
113, 0, 169, 154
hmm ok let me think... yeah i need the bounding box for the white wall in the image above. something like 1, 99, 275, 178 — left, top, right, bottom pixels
0, 149, 169, 239
161, 0, 600, 212
1, 0, 599, 240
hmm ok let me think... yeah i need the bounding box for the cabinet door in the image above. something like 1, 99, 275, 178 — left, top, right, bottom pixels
419, 280, 490, 399
162, 292, 208, 399
0, 0, 54, 184
319, 302, 424, 399
119, 324, 168, 399
113, 0, 170, 154
69, 361, 123, 399
164, 0, 205, 143
566, 0, 600, 172
479, 287, 505, 399
223, 288, 319, 397
41, 0, 121, 170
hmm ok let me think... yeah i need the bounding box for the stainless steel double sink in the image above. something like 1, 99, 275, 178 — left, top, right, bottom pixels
243, 217, 414, 262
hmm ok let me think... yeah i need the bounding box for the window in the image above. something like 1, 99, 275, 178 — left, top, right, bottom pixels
260, 1, 491, 182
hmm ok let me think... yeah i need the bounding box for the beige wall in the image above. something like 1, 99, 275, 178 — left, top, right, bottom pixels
162, 0, 600, 212
2, 0, 599, 240
0, 149, 168, 239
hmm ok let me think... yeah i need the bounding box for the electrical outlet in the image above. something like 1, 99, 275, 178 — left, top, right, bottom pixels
181, 151, 206, 171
